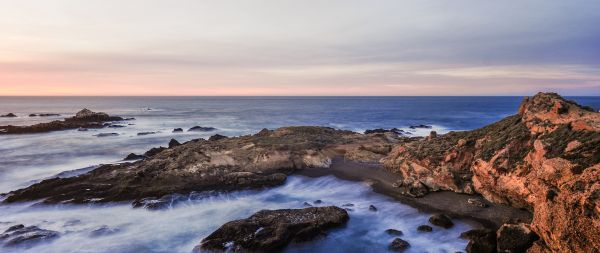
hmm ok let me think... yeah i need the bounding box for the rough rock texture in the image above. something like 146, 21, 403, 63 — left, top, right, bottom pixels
383, 93, 600, 253
0, 109, 124, 134
460, 229, 497, 253
0, 224, 60, 247
496, 223, 538, 253
198, 206, 349, 252
3, 126, 397, 205
389, 238, 410, 252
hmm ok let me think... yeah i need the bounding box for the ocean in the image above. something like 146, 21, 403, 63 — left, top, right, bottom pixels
0, 96, 598, 253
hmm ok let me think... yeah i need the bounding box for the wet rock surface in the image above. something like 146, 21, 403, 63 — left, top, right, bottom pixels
0, 109, 124, 134
389, 238, 410, 252
198, 206, 349, 252
417, 225, 432, 232
0, 224, 60, 247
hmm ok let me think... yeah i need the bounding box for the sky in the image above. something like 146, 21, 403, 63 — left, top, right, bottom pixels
0, 0, 599, 96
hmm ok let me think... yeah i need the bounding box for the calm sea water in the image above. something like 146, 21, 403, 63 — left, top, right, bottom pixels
0, 96, 598, 253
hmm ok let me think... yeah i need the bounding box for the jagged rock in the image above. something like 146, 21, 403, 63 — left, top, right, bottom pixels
389, 238, 410, 252
168, 139, 181, 148
429, 214, 454, 228
460, 229, 496, 253
198, 206, 349, 252
417, 225, 432, 232
0, 109, 124, 134
383, 93, 600, 252
496, 223, 538, 253
0, 113, 17, 117
0, 224, 59, 247
188, 126, 217, 132
208, 134, 228, 141
124, 153, 146, 161
385, 229, 403, 236
143, 147, 166, 157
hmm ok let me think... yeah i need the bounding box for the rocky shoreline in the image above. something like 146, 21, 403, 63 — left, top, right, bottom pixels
0, 109, 126, 134
1, 92, 598, 252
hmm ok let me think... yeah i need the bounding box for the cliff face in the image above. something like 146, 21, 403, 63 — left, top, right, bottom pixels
383, 93, 599, 252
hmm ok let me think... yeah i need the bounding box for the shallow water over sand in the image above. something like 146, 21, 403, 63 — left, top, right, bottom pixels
0, 176, 471, 253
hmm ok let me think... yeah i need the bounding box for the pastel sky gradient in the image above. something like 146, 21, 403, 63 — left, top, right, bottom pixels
1, 0, 599, 96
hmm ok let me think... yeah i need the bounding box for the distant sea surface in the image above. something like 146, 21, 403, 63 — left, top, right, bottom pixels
0, 96, 598, 253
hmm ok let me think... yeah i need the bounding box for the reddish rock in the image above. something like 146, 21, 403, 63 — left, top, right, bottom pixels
383, 93, 600, 252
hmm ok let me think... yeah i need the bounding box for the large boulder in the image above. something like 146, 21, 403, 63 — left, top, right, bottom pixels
198, 206, 349, 252
383, 93, 600, 252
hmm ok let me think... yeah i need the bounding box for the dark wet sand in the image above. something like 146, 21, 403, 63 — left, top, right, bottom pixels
298, 157, 532, 229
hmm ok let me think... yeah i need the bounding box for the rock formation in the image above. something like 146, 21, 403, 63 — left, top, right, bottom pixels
198, 206, 349, 252
3, 126, 396, 205
0, 109, 124, 134
0, 224, 60, 247
383, 93, 599, 252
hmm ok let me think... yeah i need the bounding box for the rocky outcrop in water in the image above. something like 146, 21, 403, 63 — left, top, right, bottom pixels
0, 113, 17, 117
2, 126, 396, 205
0, 224, 59, 247
0, 109, 124, 134
197, 206, 349, 252
383, 93, 600, 252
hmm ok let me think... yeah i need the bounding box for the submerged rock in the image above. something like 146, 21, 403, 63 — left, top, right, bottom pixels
0, 224, 59, 247
94, 133, 119, 137
89, 225, 120, 237
389, 238, 410, 252
417, 225, 433, 232
428, 214, 453, 228
0, 109, 124, 134
369, 205, 378, 211
29, 113, 60, 117
198, 206, 349, 252
385, 229, 403, 236
409, 124, 432, 129
172, 128, 183, 133
137, 131, 157, 136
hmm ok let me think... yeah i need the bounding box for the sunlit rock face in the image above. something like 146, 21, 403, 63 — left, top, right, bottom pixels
383, 92, 600, 252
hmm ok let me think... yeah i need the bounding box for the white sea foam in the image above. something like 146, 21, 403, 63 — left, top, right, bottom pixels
0, 176, 470, 253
